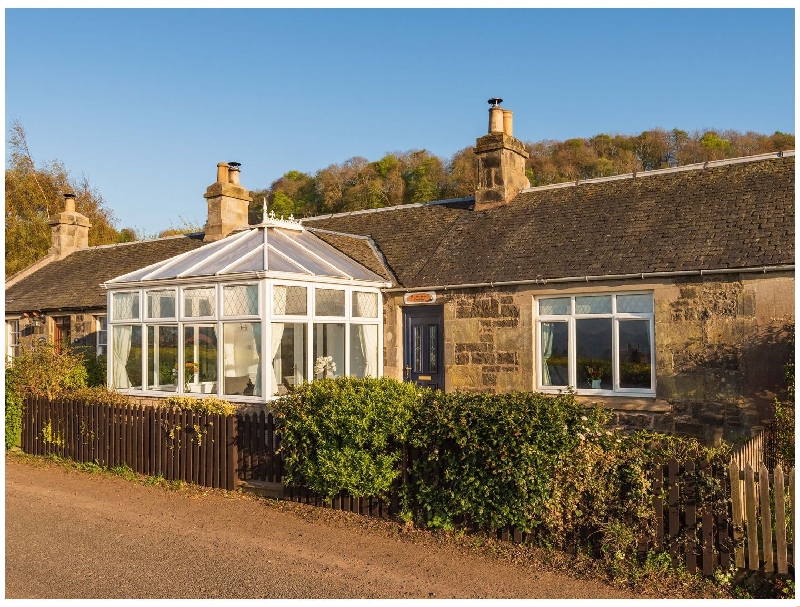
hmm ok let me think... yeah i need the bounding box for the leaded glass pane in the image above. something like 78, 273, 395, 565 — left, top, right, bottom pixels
147, 290, 176, 319
273, 285, 307, 316
223, 285, 258, 316
619, 320, 652, 389
113, 292, 140, 320
183, 287, 216, 317
539, 297, 570, 315
352, 291, 378, 318
575, 295, 612, 314
428, 324, 438, 373
616, 294, 654, 314
315, 288, 345, 316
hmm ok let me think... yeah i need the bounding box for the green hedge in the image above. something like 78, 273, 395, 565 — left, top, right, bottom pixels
273, 377, 730, 558
273, 376, 419, 499
405, 389, 612, 532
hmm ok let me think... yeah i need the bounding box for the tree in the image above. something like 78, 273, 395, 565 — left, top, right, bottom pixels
5, 121, 122, 277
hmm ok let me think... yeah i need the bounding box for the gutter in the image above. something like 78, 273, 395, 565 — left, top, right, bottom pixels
382, 264, 795, 293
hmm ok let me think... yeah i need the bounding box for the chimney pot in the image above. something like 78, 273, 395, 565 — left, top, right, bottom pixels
63, 192, 76, 213
228, 162, 241, 186
216, 162, 229, 183
502, 110, 513, 137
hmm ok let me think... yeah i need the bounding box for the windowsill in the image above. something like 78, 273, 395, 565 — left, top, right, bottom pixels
537, 388, 668, 412
574, 394, 670, 412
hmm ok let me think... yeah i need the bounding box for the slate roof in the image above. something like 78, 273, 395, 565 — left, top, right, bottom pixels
308, 229, 397, 283
302, 154, 795, 289
5, 234, 206, 313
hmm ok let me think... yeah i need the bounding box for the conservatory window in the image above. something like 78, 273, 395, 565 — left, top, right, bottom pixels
223, 284, 258, 317
111, 325, 142, 389
112, 292, 140, 321
183, 287, 216, 318
352, 291, 379, 318
537, 293, 654, 395
313, 323, 345, 378
146, 325, 178, 392
350, 324, 379, 378
315, 288, 345, 317
271, 322, 307, 395
222, 322, 262, 397
273, 285, 307, 316
147, 290, 176, 319
184, 325, 217, 394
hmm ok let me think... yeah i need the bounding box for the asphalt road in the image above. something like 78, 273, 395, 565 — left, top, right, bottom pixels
5, 455, 637, 599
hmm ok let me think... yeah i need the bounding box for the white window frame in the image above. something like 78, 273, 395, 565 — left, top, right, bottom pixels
7, 320, 21, 359
145, 288, 177, 321
536, 292, 656, 397
95, 315, 107, 355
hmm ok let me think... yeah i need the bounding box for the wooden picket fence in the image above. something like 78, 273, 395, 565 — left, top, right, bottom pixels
19, 398, 795, 578
728, 460, 795, 574
21, 396, 237, 489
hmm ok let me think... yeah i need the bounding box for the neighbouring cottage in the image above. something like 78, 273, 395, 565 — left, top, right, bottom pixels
6, 102, 794, 445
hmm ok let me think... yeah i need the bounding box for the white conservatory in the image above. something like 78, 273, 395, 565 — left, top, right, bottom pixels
103, 218, 389, 403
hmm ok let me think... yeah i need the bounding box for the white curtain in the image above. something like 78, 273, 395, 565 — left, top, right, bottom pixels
270, 323, 285, 395
358, 325, 378, 377
541, 322, 553, 386
112, 326, 132, 388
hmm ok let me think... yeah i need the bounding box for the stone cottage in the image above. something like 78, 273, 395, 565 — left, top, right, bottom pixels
7, 102, 794, 444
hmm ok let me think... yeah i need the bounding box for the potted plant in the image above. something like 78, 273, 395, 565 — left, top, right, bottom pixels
184, 362, 200, 391
314, 356, 336, 379
586, 365, 602, 389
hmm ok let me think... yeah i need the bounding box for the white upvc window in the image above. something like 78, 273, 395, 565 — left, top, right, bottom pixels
7, 320, 21, 359
536, 292, 655, 396
95, 315, 107, 355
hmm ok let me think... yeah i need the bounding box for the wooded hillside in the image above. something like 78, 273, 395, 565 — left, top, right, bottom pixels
250, 127, 794, 221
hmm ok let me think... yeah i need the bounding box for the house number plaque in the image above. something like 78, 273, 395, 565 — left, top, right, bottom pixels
403, 291, 437, 305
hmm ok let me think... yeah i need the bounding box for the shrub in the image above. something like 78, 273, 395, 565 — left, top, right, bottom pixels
6, 342, 87, 400
273, 376, 419, 499
5, 371, 23, 450
81, 350, 107, 387
405, 389, 611, 533
161, 395, 237, 416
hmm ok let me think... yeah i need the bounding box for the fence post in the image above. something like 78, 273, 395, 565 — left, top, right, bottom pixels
729, 459, 745, 568
226, 414, 236, 491
759, 463, 774, 572
774, 464, 788, 574
744, 464, 759, 570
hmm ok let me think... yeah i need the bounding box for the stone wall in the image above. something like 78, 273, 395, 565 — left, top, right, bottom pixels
382, 271, 793, 445
445, 288, 533, 393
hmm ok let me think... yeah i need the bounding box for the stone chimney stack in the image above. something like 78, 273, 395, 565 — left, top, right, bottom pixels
203, 161, 252, 242
47, 192, 92, 258
474, 98, 530, 211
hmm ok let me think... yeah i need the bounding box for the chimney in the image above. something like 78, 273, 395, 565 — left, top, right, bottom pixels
203, 161, 253, 242
47, 192, 92, 258
473, 98, 530, 211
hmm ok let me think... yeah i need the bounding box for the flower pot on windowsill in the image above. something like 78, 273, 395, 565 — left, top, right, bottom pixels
187, 382, 203, 393
590, 379, 602, 389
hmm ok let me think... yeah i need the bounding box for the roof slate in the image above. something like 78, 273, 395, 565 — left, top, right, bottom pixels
302, 156, 794, 288
308, 229, 397, 283
5, 235, 206, 313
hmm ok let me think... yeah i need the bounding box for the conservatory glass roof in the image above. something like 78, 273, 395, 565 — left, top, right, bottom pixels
107, 221, 387, 285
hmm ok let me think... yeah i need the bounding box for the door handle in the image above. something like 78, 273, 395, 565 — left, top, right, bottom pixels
404, 365, 411, 380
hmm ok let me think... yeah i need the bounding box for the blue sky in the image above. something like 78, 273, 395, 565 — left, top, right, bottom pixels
5, 8, 795, 236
